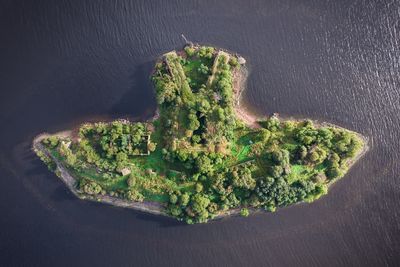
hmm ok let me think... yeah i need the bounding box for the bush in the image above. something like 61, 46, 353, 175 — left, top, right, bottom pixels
195, 183, 203, 193
169, 194, 178, 204
46, 136, 59, 148
197, 46, 214, 59
198, 63, 209, 75
191, 135, 201, 144
229, 57, 239, 67
240, 208, 249, 217
127, 175, 136, 187
126, 190, 144, 202
81, 181, 102, 195
180, 193, 190, 207
169, 205, 182, 216
184, 46, 195, 57
265, 203, 276, 212
326, 166, 342, 179
147, 142, 156, 152
262, 117, 280, 132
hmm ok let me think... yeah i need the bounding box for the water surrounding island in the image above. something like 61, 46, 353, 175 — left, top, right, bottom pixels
0, 0, 399, 266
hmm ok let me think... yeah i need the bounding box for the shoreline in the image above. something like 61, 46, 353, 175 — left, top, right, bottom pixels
32, 132, 248, 220
32, 127, 369, 221
232, 64, 262, 128
33, 134, 169, 217
32, 47, 370, 221
231, 60, 370, 179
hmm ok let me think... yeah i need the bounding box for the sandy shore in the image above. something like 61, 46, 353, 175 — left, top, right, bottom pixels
232, 62, 262, 129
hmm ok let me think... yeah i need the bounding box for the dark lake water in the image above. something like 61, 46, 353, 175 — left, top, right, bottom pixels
1, 0, 399, 266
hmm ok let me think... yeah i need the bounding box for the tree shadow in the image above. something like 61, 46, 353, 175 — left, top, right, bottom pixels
27, 152, 76, 203
109, 61, 157, 121
131, 210, 186, 228
24, 60, 208, 228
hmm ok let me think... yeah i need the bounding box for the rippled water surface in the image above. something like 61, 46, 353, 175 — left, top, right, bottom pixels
0, 0, 399, 266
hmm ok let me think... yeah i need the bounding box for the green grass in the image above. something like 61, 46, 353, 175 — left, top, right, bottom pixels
236, 145, 252, 162
179, 182, 196, 193
69, 166, 129, 191
108, 176, 129, 191
230, 129, 257, 163
183, 58, 213, 90
286, 163, 327, 184
141, 190, 169, 203
286, 165, 309, 184
281, 142, 298, 153
132, 148, 167, 174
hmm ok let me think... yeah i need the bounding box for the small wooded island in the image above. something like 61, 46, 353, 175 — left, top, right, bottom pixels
34, 45, 368, 224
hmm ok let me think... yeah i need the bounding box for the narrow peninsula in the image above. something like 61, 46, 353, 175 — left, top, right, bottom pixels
33, 45, 368, 224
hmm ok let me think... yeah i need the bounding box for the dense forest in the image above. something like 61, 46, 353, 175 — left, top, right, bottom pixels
37, 45, 365, 223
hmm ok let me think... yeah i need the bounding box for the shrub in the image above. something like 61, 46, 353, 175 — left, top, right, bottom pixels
127, 174, 136, 187
180, 193, 190, 207
198, 63, 209, 75
184, 46, 195, 57
240, 208, 250, 217
81, 181, 102, 195
197, 46, 214, 59
147, 142, 156, 152
42, 136, 59, 148
229, 57, 239, 67
126, 190, 144, 202
169, 205, 182, 216
195, 183, 203, 193
169, 194, 178, 204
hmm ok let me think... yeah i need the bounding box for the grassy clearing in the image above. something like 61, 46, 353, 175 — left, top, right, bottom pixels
286, 164, 308, 184
183, 59, 209, 89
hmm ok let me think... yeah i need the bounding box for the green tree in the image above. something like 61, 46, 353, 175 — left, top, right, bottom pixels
116, 152, 128, 163
127, 174, 136, 187
187, 113, 200, 131
240, 208, 250, 217
229, 57, 239, 67
191, 135, 201, 144
198, 63, 209, 75
231, 168, 256, 190
259, 129, 271, 143
191, 194, 210, 214
180, 193, 190, 207
195, 155, 213, 174
326, 166, 342, 179
45, 136, 59, 148
270, 165, 283, 178
169, 205, 182, 216
184, 46, 195, 57
195, 182, 204, 193
81, 180, 102, 195
169, 194, 178, 204
126, 190, 144, 202
263, 117, 280, 131
147, 142, 156, 152
196, 99, 211, 113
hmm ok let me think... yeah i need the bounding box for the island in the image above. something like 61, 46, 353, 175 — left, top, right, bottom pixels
33, 45, 368, 224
